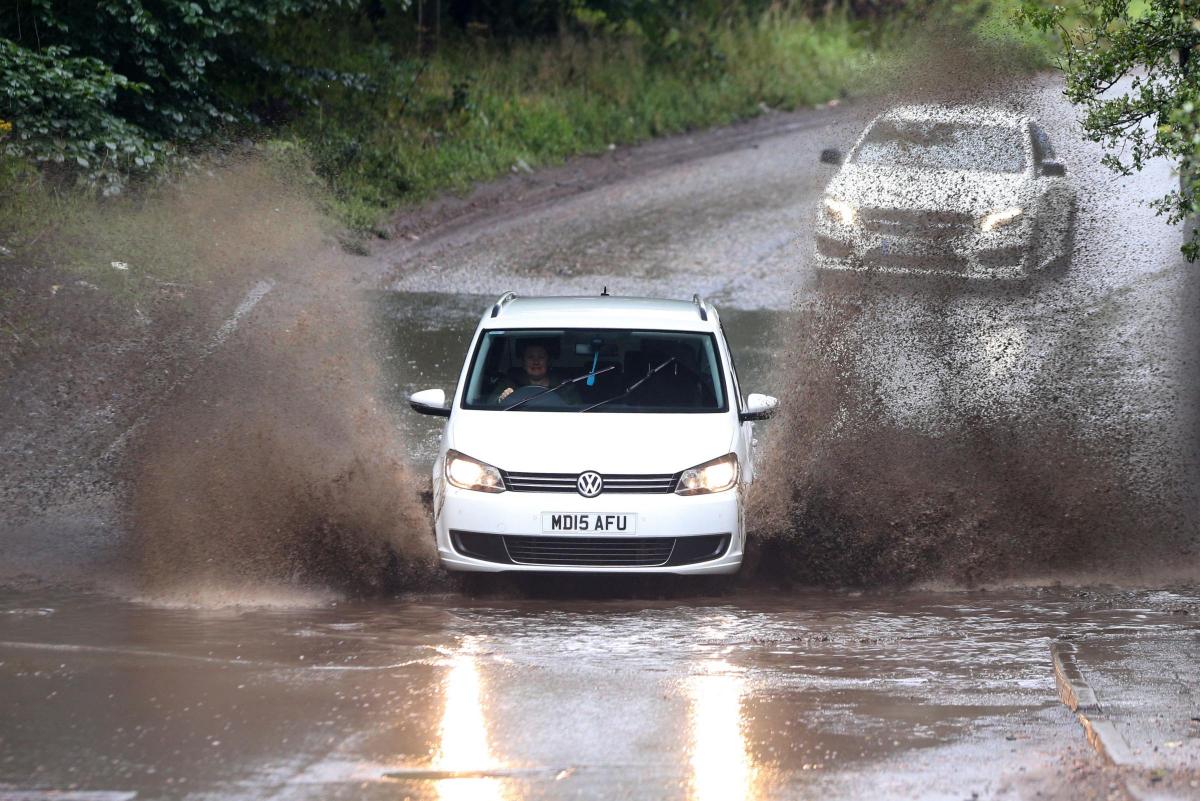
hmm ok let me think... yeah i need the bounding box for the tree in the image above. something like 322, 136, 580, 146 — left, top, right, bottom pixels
1018, 1, 1200, 259
0, 0, 357, 190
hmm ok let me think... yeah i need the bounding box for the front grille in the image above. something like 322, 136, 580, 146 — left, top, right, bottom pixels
863, 250, 967, 272
451, 531, 730, 568
502, 470, 679, 494
505, 536, 675, 566
860, 208, 974, 238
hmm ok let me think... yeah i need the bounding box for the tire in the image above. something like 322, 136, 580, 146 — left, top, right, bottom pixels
1040, 200, 1077, 279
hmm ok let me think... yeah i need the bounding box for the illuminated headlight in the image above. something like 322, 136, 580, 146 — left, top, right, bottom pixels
980, 207, 1023, 232
445, 449, 505, 493
822, 197, 857, 226
675, 453, 739, 496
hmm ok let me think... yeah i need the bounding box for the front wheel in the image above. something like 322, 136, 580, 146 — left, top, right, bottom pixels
1038, 200, 1078, 278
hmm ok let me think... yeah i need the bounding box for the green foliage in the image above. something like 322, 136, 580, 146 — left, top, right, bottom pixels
1, 0, 358, 191
0, 38, 160, 192
6, 0, 358, 139
1017, 0, 1200, 259
290, 7, 878, 225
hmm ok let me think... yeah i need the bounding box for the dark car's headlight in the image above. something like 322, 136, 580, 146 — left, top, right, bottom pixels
822, 197, 857, 226
676, 453, 739, 496
445, 450, 505, 493
980, 206, 1023, 232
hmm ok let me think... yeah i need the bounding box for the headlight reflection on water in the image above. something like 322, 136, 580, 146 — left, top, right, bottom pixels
423, 647, 763, 801
434, 646, 510, 801
687, 662, 758, 801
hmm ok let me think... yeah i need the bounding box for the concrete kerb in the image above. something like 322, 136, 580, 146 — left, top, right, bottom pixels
1050, 639, 1136, 766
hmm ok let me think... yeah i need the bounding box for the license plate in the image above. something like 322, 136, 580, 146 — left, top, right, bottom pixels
541, 512, 636, 534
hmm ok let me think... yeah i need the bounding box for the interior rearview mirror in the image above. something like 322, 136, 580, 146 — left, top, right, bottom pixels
574, 340, 618, 356
409, 388, 450, 418
739, 393, 779, 422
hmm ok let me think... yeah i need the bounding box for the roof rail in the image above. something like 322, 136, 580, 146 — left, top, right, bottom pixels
490, 291, 517, 318
691, 294, 708, 322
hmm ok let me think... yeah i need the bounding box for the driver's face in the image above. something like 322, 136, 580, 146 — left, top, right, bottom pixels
523, 345, 549, 379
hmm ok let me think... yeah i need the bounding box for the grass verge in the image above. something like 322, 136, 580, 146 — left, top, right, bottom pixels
293, 9, 877, 229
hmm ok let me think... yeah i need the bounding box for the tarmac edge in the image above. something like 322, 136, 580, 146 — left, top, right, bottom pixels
1050, 640, 1135, 766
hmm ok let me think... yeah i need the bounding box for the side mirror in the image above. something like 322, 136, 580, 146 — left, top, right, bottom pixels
1040, 161, 1066, 177
409, 388, 450, 418
739, 393, 779, 422
819, 148, 844, 166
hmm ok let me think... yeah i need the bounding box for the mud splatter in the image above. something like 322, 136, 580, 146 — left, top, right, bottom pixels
746, 277, 1196, 588
118, 157, 441, 601
127, 265, 439, 599
125, 241, 443, 598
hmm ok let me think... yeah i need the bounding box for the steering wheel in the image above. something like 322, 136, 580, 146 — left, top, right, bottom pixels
500, 384, 569, 409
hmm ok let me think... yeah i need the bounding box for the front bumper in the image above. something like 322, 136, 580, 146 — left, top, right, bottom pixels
434, 483, 744, 574
814, 222, 1033, 280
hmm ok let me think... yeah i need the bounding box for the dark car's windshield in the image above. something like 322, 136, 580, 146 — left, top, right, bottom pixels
852, 119, 1027, 173
461, 329, 727, 413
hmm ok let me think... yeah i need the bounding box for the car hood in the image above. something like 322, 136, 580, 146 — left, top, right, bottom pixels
827, 163, 1028, 215
447, 410, 736, 474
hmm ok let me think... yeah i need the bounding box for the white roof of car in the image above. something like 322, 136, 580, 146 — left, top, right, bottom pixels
482, 294, 717, 331
880, 104, 1028, 128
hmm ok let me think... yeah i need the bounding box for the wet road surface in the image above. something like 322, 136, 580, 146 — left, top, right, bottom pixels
2, 73, 1199, 800
2, 587, 1197, 800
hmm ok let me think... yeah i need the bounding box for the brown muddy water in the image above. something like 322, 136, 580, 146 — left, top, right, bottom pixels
1, 584, 1196, 800
1, 73, 1194, 600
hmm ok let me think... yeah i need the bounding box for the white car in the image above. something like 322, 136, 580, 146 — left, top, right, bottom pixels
408, 292, 779, 574
814, 105, 1076, 280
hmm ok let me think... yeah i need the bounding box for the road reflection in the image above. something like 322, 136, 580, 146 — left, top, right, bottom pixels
434, 644, 510, 801
687, 661, 758, 801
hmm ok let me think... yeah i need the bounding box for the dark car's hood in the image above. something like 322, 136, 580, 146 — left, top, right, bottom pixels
827, 163, 1028, 215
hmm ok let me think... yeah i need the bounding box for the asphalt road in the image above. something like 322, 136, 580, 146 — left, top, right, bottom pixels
1, 75, 1198, 801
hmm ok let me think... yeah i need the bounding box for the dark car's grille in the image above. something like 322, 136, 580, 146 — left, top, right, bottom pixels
859, 208, 974, 238
863, 250, 967, 272
502, 471, 679, 494
450, 531, 730, 568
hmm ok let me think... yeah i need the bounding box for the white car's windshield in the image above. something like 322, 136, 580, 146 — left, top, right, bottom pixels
461, 328, 727, 413
853, 119, 1026, 173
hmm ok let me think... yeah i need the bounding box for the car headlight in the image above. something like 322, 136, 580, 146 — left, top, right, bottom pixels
675, 453, 739, 496
445, 449, 505, 493
822, 197, 857, 226
980, 207, 1023, 232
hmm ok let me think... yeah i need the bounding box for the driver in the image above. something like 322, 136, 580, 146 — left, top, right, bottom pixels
494, 342, 581, 405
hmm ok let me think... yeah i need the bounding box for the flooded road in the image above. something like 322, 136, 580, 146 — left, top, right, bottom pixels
2, 587, 1196, 800
2, 71, 1199, 799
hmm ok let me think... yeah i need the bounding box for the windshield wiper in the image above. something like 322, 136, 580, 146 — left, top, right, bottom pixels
579, 357, 676, 413
503, 364, 617, 411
